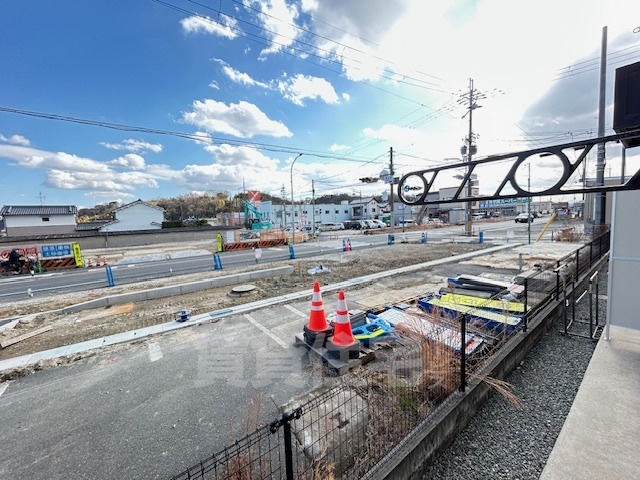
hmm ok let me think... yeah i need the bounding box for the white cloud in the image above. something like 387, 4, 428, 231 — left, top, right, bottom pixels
110, 153, 147, 170
192, 131, 213, 145
330, 144, 350, 152
182, 99, 293, 138
180, 15, 237, 39
278, 74, 340, 106
100, 139, 163, 153
45, 170, 158, 191
214, 59, 271, 88
246, 0, 301, 56
0, 134, 30, 146
204, 143, 280, 168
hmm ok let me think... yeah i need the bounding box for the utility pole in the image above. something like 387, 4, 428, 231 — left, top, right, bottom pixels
312, 179, 316, 234
594, 26, 607, 231
459, 78, 483, 236
527, 162, 531, 245
281, 184, 286, 228
390, 147, 395, 235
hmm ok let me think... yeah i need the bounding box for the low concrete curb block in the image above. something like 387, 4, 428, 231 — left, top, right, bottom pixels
61, 266, 294, 314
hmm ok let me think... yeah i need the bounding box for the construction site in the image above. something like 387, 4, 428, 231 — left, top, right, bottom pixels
0, 231, 611, 479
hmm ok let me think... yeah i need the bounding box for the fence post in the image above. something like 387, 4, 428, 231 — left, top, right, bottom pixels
523, 278, 528, 332
576, 248, 580, 279
563, 286, 568, 335
283, 416, 294, 480
270, 408, 302, 480
595, 273, 600, 330
459, 314, 467, 393
571, 277, 576, 326
555, 260, 560, 301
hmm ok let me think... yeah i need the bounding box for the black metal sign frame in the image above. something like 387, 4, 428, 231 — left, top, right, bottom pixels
397, 130, 640, 206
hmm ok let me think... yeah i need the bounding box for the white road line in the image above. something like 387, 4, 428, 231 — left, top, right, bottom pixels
148, 342, 163, 362
244, 314, 289, 349
283, 304, 307, 318
0, 382, 8, 398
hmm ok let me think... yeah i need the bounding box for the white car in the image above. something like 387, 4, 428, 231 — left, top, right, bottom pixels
370, 219, 386, 228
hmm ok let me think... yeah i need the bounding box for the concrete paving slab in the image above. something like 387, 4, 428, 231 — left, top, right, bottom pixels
168, 250, 211, 259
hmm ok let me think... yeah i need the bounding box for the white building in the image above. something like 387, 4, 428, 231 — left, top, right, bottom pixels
0, 205, 78, 236
98, 199, 164, 232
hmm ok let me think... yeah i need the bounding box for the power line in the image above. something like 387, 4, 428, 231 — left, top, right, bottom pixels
0, 105, 379, 164
153, 0, 454, 98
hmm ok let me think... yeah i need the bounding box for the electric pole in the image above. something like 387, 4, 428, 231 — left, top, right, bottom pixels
458, 78, 484, 236
390, 147, 395, 235
594, 26, 607, 232
312, 179, 316, 234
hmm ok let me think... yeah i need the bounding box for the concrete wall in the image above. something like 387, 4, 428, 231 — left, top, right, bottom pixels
6, 214, 77, 236
607, 190, 639, 332
0, 228, 230, 252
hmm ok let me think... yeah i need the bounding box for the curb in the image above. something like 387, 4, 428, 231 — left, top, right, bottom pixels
0, 244, 520, 373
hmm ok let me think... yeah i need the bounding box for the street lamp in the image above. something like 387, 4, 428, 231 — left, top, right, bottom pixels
290, 153, 303, 245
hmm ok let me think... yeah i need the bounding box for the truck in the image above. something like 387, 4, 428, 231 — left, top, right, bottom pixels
244, 201, 273, 230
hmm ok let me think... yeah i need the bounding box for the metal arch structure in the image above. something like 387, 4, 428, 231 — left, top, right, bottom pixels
397, 130, 640, 206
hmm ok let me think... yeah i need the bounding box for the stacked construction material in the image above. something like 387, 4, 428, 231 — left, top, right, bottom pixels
368, 305, 485, 358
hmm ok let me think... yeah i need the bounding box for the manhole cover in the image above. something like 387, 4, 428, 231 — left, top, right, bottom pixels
230, 284, 257, 296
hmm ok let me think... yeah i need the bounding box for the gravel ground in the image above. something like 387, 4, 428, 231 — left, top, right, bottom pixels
422, 262, 608, 480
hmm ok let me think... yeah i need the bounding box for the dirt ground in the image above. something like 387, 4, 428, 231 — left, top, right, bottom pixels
0, 242, 495, 366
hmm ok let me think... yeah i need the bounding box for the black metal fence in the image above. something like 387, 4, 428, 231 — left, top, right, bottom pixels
170, 233, 611, 480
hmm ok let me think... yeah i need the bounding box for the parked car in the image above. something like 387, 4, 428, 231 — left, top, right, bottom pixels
515, 213, 534, 223
300, 225, 316, 234
398, 219, 415, 227
284, 227, 300, 233
370, 219, 386, 228
360, 220, 376, 229
343, 221, 362, 230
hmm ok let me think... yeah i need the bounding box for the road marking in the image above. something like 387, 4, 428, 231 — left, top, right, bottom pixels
283, 304, 306, 318
0, 382, 8, 398
244, 314, 288, 349
148, 342, 163, 362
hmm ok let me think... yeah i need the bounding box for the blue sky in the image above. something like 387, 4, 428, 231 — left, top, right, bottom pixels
1, 0, 639, 209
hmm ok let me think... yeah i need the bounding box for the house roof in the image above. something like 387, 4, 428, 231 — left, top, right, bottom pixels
348, 198, 377, 205
113, 199, 164, 213
0, 205, 77, 216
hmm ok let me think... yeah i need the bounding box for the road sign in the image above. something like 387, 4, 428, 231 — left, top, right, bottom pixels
41, 244, 72, 258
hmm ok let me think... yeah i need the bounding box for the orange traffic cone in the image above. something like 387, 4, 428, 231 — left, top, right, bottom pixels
303, 281, 333, 347
326, 290, 361, 361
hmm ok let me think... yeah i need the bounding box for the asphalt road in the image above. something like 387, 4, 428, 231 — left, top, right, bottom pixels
0, 218, 556, 304
0, 299, 324, 480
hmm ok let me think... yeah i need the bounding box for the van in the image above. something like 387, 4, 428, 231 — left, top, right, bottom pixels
398, 219, 415, 227
318, 222, 342, 232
